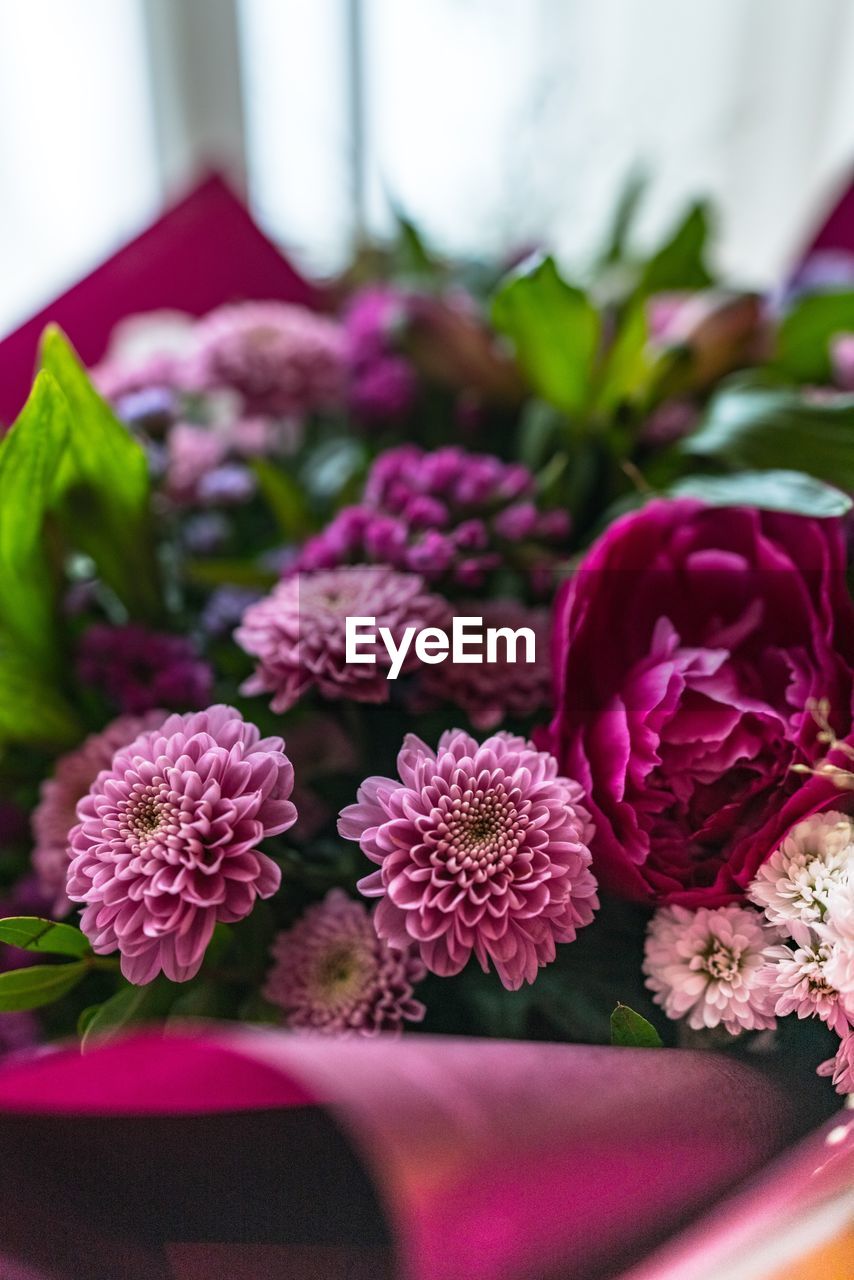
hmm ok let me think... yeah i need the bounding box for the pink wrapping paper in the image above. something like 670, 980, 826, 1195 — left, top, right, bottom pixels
0, 1027, 838, 1280
0, 173, 320, 426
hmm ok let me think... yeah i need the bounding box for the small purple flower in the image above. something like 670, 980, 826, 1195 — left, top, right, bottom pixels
184, 302, 347, 417
78, 625, 214, 715
293, 445, 570, 588
67, 705, 296, 984
201, 585, 263, 637
339, 730, 598, 990
31, 711, 168, 913
264, 890, 426, 1036
235, 566, 449, 713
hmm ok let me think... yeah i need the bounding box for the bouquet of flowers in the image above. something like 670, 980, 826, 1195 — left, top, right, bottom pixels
1, 193, 853, 1106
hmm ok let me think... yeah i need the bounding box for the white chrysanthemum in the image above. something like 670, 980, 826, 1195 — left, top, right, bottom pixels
644, 904, 777, 1035
748, 811, 853, 942
760, 940, 852, 1036
821, 880, 854, 998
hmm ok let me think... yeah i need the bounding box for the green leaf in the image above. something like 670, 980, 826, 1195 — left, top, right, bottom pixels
638, 202, 713, 295
0, 371, 70, 669
251, 459, 313, 540
776, 291, 854, 383
491, 255, 601, 417
40, 326, 162, 620
78, 984, 151, 1049
593, 300, 654, 415
669, 470, 851, 517
0, 917, 90, 958
0, 962, 87, 1011
599, 168, 648, 266
682, 380, 854, 488
0, 639, 80, 747
610, 1003, 663, 1048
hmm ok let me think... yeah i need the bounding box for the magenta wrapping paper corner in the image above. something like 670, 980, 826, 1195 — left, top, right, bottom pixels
0, 172, 321, 427
0, 1028, 835, 1280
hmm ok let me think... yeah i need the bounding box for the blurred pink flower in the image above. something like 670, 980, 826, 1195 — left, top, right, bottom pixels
831, 333, 854, 391
817, 1029, 854, 1094
644, 904, 777, 1034
67, 705, 296, 984
264, 889, 426, 1035
414, 601, 552, 730
32, 711, 167, 913
339, 729, 598, 990
236, 566, 449, 713
184, 301, 347, 416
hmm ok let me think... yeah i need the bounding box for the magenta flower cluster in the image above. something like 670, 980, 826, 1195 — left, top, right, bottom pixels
344, 286, 418, 423
293, 444, 571, 588
78, 625, 214, 715
67, 706, 296, 983
339, 729, 598, 990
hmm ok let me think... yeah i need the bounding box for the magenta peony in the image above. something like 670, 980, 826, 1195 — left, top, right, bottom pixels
339, 729, 598, 990
32, 711, 167, 913
235, 566, 449, 713
183, 301, 346, 417
67, 705, 296, 984
264, 889, 426, 1035
544, 500, 854, 907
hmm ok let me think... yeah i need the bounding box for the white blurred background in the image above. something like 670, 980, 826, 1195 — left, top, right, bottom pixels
1, 0, 854, 335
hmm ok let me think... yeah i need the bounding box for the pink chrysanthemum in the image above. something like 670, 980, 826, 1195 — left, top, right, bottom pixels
338, 730, 599, 991
264, 889, 426, 1036
236, 566, 449, 713
644, 904, 778, 1034
183, 302, 347, 417
414, 601, 551, 730
760, 940, 852, 1036
67, 705, 296, 984
748, 811, 853, 944
32, 712, 168, 914
822, 880, 854, 998
817, 1029, 854, 1094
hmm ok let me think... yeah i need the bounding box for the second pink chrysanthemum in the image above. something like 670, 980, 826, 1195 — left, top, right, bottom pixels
338, 729, 599, 990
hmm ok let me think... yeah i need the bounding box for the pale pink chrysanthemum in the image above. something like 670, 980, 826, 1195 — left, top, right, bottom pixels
183, 302, 347, 417
748, 811, 853, 944
235, 566, 449, 713
760, 940, 852, 1036
338, 729, 599, 991
414, 601, 552, 730
821, 880, 854, 998
644, 904, 778, 1034
31, 711, 168, 914
263, 889, 426, 1036
817, 1029, 854, 1094
67, 705, 296, 984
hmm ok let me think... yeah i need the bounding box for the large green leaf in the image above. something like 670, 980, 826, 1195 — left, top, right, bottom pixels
0, 962, 87, 1011
610, 1003, 663, 1048
669, 470, 851, 517
0, 371, 69, 669
0, 642, 79, 746
682, 380, 854, 487
40, 326, 162, 620
776, 291, 854, 383
0, 917, 90, 958
637, 202, 714, 295
491, 255, 601, 417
